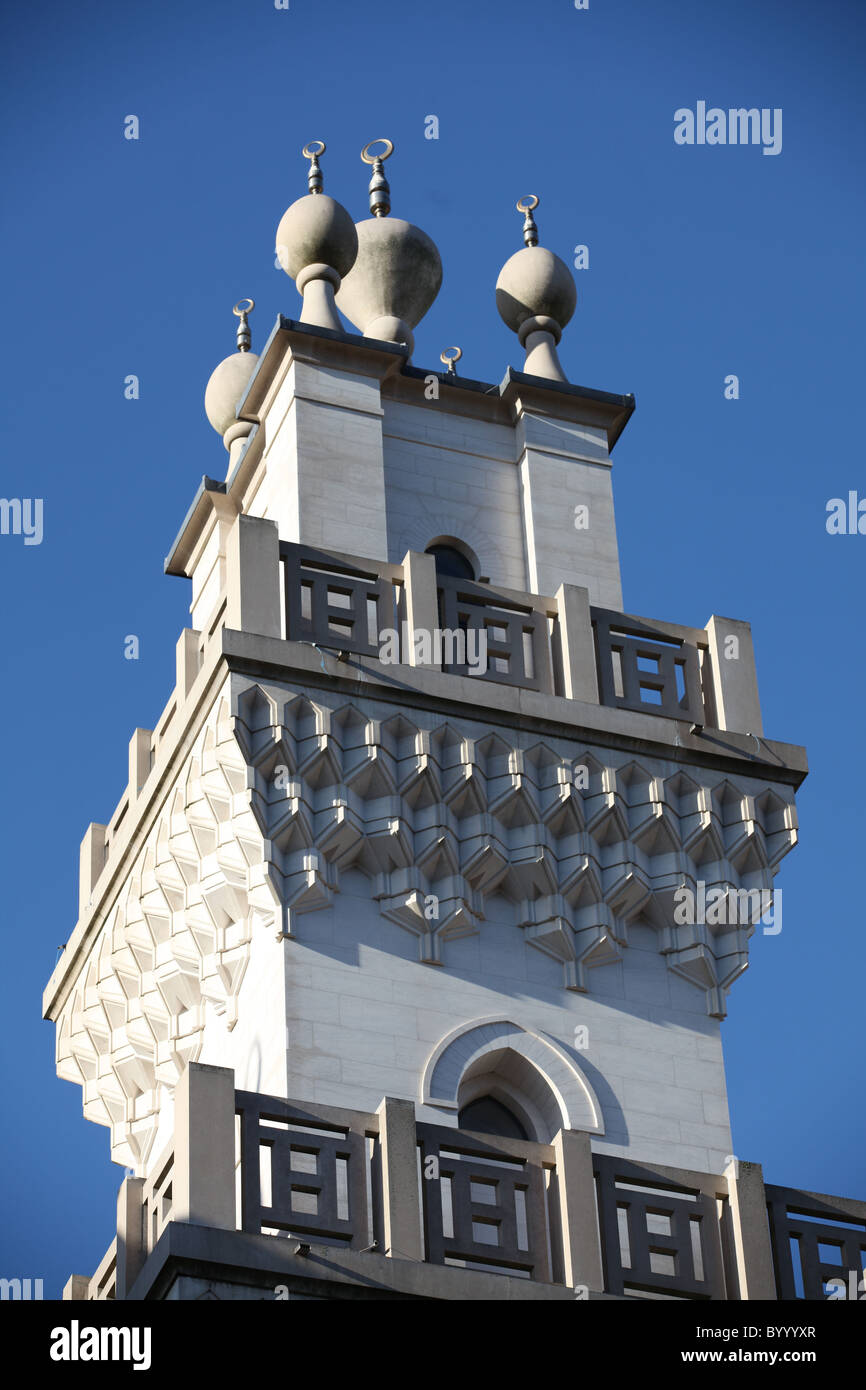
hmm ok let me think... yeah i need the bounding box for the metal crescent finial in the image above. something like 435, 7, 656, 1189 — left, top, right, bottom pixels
516, 194, 540, 247
440, 346, 462, 375
302, 140, 326, 194
232, 298, 255, 352
360, 138, 394, 165
361, 139, 394, 217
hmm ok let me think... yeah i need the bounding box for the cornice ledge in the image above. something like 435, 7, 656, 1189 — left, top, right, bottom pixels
219, 627, 808, 789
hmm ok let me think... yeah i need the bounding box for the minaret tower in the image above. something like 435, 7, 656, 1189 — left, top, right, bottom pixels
49, 141, 847, 1306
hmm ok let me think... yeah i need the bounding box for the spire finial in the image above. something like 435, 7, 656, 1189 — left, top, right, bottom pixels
517, 195, 539, 247
361, 138, 394, 217
303, 140, 326, 194
232, 298, 254, 352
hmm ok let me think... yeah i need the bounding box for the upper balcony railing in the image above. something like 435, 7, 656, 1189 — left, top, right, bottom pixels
70, 525, 766, 931
278, 540, 717, 728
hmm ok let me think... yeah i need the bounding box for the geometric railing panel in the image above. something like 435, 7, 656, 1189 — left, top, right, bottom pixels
766, 1186, 866, 1300
236, 1091, 370, 1248
592, 609, 706, 724
281, 542, 403, 661
141, 1148, 174, 1260
417, 1122, 553, 1281
594, 1155, 728, 1299
437, 576, 556, 694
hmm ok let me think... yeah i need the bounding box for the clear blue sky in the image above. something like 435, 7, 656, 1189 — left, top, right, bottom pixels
2, 0, 864, 1296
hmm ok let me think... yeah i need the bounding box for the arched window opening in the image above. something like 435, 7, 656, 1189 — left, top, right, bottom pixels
423, 1018, 605, 1140
458, 1095, 528, 1141
426, 543, 476, 581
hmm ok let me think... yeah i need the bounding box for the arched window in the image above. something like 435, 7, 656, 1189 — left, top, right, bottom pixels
458, 1095, 528, 1141
426, 542, 475, 581
423, 1018, 605, 1141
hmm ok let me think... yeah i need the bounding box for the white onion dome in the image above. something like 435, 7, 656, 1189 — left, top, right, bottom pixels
496, 244, 576, 334
494, 196, 577, 383
334, 139, 442, 356
205, 350, 258, 436
337, 217, 442, 347
275, 193, 358, 282
204, 300, 258, 442
274, 142, 359, 331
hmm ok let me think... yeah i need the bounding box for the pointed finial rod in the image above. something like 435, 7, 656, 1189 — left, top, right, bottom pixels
303, 140, 326, 194
361, 138, 394, 217
232, 298, 255, 352
516, 194, 539, 247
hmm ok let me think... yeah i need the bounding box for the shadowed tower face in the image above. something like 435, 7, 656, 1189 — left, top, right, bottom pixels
46, 142, 826, 1305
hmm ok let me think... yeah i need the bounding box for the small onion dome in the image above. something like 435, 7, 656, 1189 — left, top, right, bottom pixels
275, 194, 358, 282
495, 196, 577, 383
335, 139, 442, 356
204, 299, 258, 443
495, 244, 576, 335
204, 350, 259, 436
336, 217, 442, 353
275, 141, 358, 333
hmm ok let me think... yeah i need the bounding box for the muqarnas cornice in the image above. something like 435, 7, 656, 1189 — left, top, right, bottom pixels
236, 681, 797, 1015
54, 675, 797, 1169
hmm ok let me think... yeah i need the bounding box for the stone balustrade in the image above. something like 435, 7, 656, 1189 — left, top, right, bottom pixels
64, 1065, 866, 1303
275, 536, 760, 733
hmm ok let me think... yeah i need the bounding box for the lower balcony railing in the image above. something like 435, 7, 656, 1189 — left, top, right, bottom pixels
68, 1068, 866, 1302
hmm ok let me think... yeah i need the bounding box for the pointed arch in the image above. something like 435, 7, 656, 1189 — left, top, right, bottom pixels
420, 1016, 604, 1141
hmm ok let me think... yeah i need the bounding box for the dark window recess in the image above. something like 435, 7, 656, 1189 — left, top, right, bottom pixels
458, 1096, 528, 1141
426, 544, 476, 581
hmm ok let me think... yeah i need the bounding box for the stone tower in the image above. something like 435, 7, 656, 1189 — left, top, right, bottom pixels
49, 143, 862, 1304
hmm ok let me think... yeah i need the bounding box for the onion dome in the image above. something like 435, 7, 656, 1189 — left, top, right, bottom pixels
204, 300, 259, 450
495, 196, 577, 383
275, 141, 359, 331
336, 140, 442, 358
